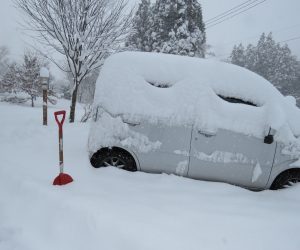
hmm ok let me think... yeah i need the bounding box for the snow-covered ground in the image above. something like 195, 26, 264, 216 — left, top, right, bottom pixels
1, 100, 300, 250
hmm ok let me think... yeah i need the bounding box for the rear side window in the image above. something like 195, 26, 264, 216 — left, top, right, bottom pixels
218, 95, 257, 107
147, 81, 172, 88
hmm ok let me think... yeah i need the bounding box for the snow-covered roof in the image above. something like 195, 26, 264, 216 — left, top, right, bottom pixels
94, 52, 300, 142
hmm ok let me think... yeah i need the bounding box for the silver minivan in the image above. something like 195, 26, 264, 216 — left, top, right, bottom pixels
88, 52, 300, 190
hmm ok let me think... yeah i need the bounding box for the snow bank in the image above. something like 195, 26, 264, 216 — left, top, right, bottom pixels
92, 52, 300, 146
88, 112, 161, 153
0, 92, 31, 103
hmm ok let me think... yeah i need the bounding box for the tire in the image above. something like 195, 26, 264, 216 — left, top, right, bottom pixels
270, 169, 300, 190
90, 148, 137, 172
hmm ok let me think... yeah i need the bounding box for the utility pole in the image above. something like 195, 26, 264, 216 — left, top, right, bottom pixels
40, 67, 49, 126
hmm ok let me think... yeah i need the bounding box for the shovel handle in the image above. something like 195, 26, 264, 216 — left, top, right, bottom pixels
54, 110, 66, 129
54, 111, 66, 172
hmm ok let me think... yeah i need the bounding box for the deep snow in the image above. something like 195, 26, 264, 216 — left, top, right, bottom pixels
1, 101, 300, 250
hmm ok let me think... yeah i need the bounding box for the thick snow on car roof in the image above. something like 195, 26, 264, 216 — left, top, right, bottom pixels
93, 52, 300, 142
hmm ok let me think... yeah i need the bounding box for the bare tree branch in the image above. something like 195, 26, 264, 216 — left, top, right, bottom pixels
15, 0, 133, 122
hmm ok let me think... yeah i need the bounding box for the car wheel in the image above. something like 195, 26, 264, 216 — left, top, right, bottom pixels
271, 169, 300, 190
90, 148, 137, 172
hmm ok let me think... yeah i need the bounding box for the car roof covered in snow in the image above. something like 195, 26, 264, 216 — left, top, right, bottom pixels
94, 52, 300, 142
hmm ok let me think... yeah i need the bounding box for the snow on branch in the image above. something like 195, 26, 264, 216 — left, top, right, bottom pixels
16, 0, 133, 85
15, 0, 134, 122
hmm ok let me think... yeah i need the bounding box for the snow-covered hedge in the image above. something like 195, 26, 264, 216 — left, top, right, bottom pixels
0, 92, 30, 104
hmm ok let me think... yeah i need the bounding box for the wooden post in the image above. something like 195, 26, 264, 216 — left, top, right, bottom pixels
43, 88, 48, 126
40, 67, 49, 126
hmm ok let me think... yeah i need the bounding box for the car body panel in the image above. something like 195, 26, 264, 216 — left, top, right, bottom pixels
130, 122, 192, 176
89, 110, 299, 190
266, 142, 300, 189
188, 128, 277, 189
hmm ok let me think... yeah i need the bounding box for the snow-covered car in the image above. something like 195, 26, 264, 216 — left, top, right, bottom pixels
88, 52, 300, 190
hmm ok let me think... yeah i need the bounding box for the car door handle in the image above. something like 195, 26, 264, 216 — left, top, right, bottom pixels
197, 130, 216, 137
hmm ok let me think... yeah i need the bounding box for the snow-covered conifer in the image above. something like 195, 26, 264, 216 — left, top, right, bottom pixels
229, 32, 298, 95
0, 63, 19, 94
152, 0, 206, 57
0, 46, 9, 78
126, 0, 153, 52
18, 53, 42, 107
244, 44, 257, 72
230, 44, 246, 67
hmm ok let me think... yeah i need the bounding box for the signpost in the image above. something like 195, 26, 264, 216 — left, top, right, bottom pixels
40, 67, 49, 126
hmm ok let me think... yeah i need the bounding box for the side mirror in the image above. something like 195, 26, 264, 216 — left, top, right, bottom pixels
264, 134, 274, 144
264, 127, 276, 144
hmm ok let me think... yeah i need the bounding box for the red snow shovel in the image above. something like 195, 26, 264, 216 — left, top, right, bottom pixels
53, 110, 73, 186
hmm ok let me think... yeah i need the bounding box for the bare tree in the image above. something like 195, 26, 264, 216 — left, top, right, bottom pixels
15, 0, 133, 122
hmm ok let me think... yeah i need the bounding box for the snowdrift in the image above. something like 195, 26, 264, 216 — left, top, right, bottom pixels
92, 52, 300, 144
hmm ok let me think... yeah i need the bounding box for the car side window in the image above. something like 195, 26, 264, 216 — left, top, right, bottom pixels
218, 95, 257, 107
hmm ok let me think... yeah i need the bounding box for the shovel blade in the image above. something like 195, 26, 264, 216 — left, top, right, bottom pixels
53, 173, 74, 186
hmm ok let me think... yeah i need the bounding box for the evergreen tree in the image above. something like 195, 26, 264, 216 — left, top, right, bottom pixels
230, 43, 246, 67
229, 32, 298, 90
274, 44, 298, 87
254, 33, 278, 83
149, 0, 176, 52
0, 63, 19, 93
0, 46, 9, 78
19, 53, 41, 107
126, 0, 153, 52
244, 44, 257, 72
152, 0, 206, 57
277, 60, 300, 105
181, 0, 206, 57
127, 0, 206, 57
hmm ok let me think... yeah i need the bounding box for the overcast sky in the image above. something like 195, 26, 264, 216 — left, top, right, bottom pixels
0, 0, 299, 75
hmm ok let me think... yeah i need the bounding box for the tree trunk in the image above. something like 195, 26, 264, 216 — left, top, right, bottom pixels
31, 96, 34, 107
69, 83, 79, 123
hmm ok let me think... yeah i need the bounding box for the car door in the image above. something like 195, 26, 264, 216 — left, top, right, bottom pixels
188, 128, 277, 189
131, 122, 192, 176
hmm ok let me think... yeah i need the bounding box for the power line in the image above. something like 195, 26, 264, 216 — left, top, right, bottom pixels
205, 0, 261, 26
206, 0, 267, 29
279, 36, 300, 43
205, 0, 254, 23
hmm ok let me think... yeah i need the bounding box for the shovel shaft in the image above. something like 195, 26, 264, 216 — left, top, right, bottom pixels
59, 134, 64, 173
54, 111, 66, 173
